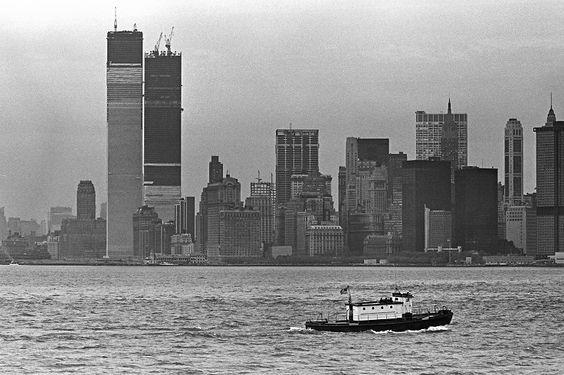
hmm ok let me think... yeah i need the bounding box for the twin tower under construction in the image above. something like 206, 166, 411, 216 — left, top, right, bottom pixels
106, 24, 181, 259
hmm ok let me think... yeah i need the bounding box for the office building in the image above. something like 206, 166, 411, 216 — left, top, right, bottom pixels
504, 118, 524, 204
415, 100, 468, 169
454, 167, 498, 251
306, 225, 344, 256
424, 207, 452, 250
198, 156, 242, 258
143, 41, 182, 221
506, 205, 537, 254
402, 160, 452, 252
107, 24, 143, 259
533, 104, 564, 257
132, 205, 161, 259
275, 129, 319, 205
0, 208, 7, 240
60, 182, 106, 259
77, 180, 96, 220
245, 180, 275, 246
174, 197, 195, 239
344, 138, 390, 255
218, 208, 262, 258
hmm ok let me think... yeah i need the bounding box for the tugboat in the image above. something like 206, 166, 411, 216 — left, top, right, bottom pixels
305, 287, 453, 332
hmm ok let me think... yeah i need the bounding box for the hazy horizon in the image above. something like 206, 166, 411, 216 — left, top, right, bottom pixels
2, 0, 564, 220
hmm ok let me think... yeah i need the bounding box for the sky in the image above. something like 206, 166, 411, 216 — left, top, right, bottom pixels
2, 0, 564, 220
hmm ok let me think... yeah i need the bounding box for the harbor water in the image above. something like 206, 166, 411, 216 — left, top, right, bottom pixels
0, 266, 562, 374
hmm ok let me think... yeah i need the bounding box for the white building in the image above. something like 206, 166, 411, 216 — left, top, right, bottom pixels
307, 225, 344, 256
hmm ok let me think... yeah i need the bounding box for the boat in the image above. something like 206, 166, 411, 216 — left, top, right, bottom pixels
305, 289, 452, 332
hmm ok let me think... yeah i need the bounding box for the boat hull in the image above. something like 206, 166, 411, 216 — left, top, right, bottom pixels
305, 309, 453, 332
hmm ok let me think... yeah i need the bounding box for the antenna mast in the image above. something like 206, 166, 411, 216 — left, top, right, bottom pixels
114, 7, 117, 31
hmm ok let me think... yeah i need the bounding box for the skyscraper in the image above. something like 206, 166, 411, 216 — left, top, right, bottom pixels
143, 40, 182, 221
415, 101, 468, 169
504, 118, 523, 204
174, 196, 195, 238
245, 180, 276, 246
454, 167, 498, 251
402, 160, 452, 252
198, 156, 242, 258
275, 129, 319, 205
344, 138, 390, 254
533, 104, 564, 257
107, 23, 143, 259
77, 180, 96, 221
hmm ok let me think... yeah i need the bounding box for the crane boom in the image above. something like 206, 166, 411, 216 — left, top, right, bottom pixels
165, 26, 175, 55
154, 32, 163, 54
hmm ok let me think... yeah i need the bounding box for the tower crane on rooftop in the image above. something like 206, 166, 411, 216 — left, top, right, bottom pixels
154, 32, 163, 55
165, 26, 174, 55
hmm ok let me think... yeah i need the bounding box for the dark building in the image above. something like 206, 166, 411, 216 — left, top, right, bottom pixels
59, 219, 106, 259
356, 138, 389, 165
174, 196, 195, 238
77, 180, 96, 220
60, 181, 106, 259
275, 129, 319, 205
338, 166, 346, 226
107, 26, 143, 259
219, 208, 262, 258
197, 156, 242, 258
454, 167, 498, 251
143, 41, 182, 222
209, 156, 223, 184
132, 206, 160, 259
402, 160, 451, 252
533, 105, 564, 257
440, 99, 459, 179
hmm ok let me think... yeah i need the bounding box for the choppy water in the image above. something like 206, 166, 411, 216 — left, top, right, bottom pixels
0, 266, 562, 374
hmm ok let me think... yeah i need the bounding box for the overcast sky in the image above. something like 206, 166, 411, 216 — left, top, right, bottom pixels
2, 0, 564, 220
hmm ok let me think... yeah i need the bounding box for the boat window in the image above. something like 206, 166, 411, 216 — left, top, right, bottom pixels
362, 307, 365, 310
381, 306, 384, 309
390, 306, 393, 309
372, 307, 374, 310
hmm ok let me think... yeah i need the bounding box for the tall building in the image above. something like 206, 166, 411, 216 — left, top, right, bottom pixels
504, 118, 524, 204
424, 207, 452, 250
132, 205, 160, 259
344, 138, 390, 254
143, 41, 182, 222
60, 182, 106, 259
415, 101, 468, 169
198, 156, 242, 258
402, 160, 452, 252
454, 167, 498, 251
245, 180, 276, 246
533, 104, 564, 257
107, 24, 143, 259
77, 180, 96, 221
0, 207, 7, 240
174, 197, 195, 238
275, 129, 319, 205
209, 156, 223, 184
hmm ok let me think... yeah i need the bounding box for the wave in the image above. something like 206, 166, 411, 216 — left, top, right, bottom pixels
369, 325, 451, 335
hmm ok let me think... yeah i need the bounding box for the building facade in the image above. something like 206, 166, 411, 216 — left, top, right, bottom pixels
402, 160, 452, 252
275, 129, 319, 205
533, 105, 564, 257
143, 44, 182, 222
504, 118, 523, 204
454, 167, 498, 251
107, 27, 143, 259
246, 180, 275, 246
424, 207, 452, 250
77, 180, 96, 220
306, 225, 344, 256
415, 101, 468, 169
198, 156, 242, 258
218, 209, 262, 258
174, 196, 195, 239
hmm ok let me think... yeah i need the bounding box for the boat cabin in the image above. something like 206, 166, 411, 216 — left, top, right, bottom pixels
346, 292, 413, 321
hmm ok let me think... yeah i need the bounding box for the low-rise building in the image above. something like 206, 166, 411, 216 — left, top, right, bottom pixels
307, 225, 344, 256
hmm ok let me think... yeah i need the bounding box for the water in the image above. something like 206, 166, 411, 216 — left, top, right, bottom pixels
0, 266, 562, 374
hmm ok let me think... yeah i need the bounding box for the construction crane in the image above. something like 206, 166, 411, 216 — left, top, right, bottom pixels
165, 26, 174, 55
154, 32, 163, 55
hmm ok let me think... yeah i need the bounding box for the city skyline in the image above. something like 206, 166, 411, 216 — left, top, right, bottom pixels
3, 0, 564, 219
